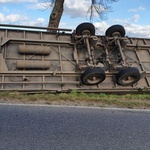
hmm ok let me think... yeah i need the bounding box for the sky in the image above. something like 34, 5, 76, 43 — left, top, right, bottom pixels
0, 0, 150, 38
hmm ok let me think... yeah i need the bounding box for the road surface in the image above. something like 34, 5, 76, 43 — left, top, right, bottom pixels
0, 104, 150, 150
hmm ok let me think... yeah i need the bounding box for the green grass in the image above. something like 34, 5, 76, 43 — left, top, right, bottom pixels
0, 91, 150, 109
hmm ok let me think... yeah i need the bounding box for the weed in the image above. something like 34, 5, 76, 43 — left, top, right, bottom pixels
0, 92, 150, 109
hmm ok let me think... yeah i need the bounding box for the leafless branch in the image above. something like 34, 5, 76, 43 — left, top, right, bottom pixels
88, 0, 118, 21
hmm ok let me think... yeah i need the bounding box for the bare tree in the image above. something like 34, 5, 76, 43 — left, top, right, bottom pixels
88, 0, 118, 21
39, 0, 118, 28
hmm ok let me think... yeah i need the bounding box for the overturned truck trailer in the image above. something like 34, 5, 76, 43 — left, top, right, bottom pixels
0, 23, 150, 93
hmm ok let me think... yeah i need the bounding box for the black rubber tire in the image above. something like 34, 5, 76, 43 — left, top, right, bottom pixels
76, 22, 95, 36
105, 25, 125, 37
116, 67, 141, 86
81, 67, 106, 85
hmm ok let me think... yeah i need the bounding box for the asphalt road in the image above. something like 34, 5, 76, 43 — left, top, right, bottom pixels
0, 104, 150, 150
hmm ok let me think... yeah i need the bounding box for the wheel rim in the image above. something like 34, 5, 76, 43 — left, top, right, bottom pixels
81, 30, 91, 35
86, 74, 103, 84
119, 75, 138, 85
112, 32, 121, 37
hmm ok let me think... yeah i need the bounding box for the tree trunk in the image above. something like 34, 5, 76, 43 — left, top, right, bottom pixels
48, 0, 65, 28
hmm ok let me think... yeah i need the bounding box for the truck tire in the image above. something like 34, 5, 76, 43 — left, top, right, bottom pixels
105, 25, 125, 37
81, 67, 106, 85
116, 67, 140, 86
76, 22, 95, 36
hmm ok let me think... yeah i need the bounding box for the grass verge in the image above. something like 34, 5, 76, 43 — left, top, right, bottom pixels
0, 91, 150, 109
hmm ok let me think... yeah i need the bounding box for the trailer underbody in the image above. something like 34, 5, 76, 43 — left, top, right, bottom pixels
0, 23, 150, 93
